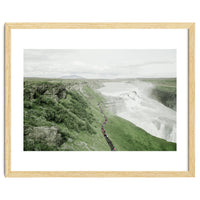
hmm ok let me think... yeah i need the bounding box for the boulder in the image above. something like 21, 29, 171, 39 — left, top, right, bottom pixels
28, 126, 62, 147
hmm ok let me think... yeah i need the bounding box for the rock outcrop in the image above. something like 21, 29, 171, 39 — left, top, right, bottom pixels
25, 126, 62, 149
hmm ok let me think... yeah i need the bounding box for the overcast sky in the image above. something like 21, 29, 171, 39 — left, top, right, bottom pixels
24, 49, 176, 79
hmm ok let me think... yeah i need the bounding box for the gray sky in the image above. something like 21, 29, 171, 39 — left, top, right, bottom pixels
24, 49, 176, 79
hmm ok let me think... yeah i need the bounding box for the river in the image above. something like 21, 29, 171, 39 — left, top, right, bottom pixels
98, 80, 176, 142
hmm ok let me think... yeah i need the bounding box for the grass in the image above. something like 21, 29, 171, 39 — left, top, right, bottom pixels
24, 79, 111, 151
24, 78, 176, 151
105, 115, 176, 151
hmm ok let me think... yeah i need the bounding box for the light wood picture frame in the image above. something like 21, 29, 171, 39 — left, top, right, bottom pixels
5, 23, 195, 177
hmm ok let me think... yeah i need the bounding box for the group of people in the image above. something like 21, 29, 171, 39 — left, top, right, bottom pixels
98, 103, 116, 151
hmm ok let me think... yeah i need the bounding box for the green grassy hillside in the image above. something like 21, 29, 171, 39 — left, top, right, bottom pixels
105, 115, 176, 151
24, 78, 176, 151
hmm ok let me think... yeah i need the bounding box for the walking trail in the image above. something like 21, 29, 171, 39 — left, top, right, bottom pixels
98, 103, 116, 151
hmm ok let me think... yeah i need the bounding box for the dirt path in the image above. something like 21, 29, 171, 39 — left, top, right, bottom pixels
98, 103, 116, 151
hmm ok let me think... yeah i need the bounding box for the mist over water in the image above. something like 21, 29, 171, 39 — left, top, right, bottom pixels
98, 81, 176, 142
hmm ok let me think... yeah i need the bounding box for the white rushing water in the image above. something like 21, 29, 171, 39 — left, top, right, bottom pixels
98, 81, 176, 142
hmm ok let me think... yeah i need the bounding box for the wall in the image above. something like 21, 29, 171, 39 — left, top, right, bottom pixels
0, 0, 199, 199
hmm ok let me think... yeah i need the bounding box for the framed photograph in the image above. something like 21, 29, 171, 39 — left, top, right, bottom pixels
5, 23, 195, 177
